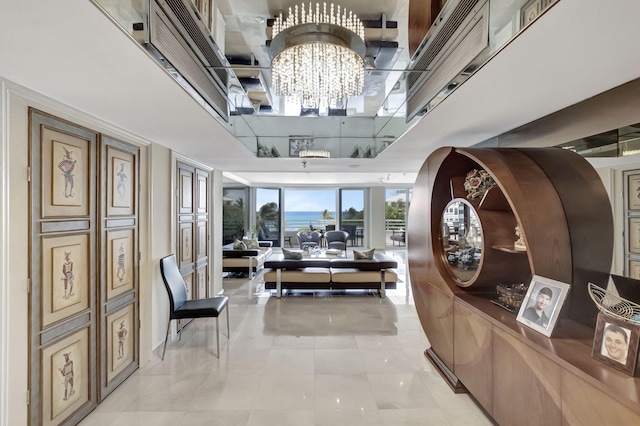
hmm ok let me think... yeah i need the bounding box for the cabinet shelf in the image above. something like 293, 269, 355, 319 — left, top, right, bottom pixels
479, 186, 510, 211
492, 244, 527, 254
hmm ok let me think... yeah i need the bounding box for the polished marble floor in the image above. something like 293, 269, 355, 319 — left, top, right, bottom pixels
80, 250, 494, 426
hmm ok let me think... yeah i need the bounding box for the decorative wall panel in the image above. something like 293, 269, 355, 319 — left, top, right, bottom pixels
29, 109, 98, 426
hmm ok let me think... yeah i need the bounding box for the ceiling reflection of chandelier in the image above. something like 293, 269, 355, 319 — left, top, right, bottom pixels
270, 2, 366, 110
299, 149, 331, 158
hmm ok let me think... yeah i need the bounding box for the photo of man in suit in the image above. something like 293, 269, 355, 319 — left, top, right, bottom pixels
522, 286, 553, 328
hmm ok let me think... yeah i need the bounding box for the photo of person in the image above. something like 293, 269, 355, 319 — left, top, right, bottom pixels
516, 275, 570, 337
600, 323, 630, 365
522, 286, 553, 328
591, 312, 640, 375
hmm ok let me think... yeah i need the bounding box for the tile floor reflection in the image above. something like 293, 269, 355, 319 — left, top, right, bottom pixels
79, 250, 494, 426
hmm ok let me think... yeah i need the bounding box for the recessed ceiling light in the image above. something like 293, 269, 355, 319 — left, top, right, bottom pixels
348, 164, 360, 168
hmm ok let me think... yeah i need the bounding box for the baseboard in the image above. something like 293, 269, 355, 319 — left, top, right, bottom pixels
424, 347, 467, 394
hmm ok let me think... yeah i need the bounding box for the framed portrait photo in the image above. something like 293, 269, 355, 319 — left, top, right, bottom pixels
516, 275, 570, 337
592, 313, 640, 375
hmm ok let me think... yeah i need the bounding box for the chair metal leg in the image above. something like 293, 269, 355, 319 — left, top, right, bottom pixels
162, 319, 171, 360
226, 304, 230, 338
216, 317, 220, 358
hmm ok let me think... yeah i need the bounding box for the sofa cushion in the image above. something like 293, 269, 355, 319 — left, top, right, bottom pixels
353, 248, 375, 260
264, 267, 331, 283
233, 239, 247, 250
243, 238, 260, 249
283, 248, 304, 260
383, 270, 398, 283
223, 252, 265, 268
330, 268, 381, 283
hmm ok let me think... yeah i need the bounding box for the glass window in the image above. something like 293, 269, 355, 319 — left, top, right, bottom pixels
386, 188, 409, 246
283, 189, 336, 232
340, 189, 365, 247
222, 187, 248, 245
256, 188, 281, 246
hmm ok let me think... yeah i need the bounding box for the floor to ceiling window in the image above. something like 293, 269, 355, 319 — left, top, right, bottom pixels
283, 189, 336, 247
340, 189, 365, 247
222, 187, 248, 245
385, 188, 410, 246
255, 188, 281, 246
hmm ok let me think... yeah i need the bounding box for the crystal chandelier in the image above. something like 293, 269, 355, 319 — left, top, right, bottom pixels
270, 2, 366, 110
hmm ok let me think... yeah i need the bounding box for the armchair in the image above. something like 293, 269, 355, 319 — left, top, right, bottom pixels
297, 230, 321, 250
390, 229, 406, 246
325, 230, 349, 251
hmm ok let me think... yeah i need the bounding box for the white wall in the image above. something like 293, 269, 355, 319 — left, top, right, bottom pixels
369, 186, 387, 250
147, 143, 173, 359
3, 80, 31, 426
212, 169, 223, 295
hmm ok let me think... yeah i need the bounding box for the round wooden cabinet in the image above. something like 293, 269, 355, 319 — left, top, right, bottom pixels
406, 147, 638, 426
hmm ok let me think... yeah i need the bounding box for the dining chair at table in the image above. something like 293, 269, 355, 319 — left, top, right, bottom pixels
340, 225, 357, 246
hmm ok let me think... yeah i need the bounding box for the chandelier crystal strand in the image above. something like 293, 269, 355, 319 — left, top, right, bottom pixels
271, 2, 365, 108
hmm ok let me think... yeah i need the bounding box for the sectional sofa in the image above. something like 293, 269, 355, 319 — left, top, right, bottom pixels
263, 252, 398, 297
222, 241, 273, 277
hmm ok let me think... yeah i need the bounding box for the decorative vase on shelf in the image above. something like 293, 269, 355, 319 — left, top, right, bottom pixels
464, 169, 496, 200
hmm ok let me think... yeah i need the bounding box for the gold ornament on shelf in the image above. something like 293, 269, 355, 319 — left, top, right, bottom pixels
514, 225, 526, 251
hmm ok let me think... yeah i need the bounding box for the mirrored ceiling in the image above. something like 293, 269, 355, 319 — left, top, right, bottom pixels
93, 0, 558, 159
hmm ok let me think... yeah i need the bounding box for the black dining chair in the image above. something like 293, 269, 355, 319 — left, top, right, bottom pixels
160, 254, 229, 359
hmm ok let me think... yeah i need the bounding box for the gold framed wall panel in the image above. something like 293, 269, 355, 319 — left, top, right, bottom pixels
179, 166, 194, 215
41, 233, 91, 327
105, 228, 135, 300
196, 264, 208, 299
41, 327, 91, 426
196, 169, 208, 215
106, 145, 136, 216
105, 303, 136, 383
41, 126, 91, 218
623, 169, 640, 277
179, 222, 194, 268
196, 221, 207, 260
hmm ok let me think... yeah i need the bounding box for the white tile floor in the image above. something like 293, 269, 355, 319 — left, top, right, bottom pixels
79, 250, 494, 426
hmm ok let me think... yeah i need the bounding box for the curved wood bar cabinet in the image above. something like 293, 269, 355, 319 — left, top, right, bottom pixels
408, 147, 640, 425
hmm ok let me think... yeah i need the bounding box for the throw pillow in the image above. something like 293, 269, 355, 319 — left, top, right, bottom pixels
353, 248, 375, 260
282, 248, 303, 260
233, 239, 247, 250
243, 238, 260, 249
